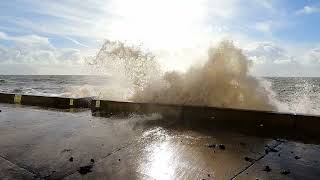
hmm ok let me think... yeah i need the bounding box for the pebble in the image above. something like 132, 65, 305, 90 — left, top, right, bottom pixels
207, 144, 216, 148
294, 156, 301, 160
281, 170, 290, 175
78, 165, 93, 175
218, 144, 226, 150
91, 159, 95, 163
69, 157, 73, 162
263, 166, 272, 172
244, 157, 255, 163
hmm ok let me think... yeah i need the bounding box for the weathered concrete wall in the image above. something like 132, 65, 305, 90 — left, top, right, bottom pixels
0, 93, 15, 104
92, 99, 320, 141
0, 93, 91, 109
1, 93, 320, 141
91, 100, 182, 120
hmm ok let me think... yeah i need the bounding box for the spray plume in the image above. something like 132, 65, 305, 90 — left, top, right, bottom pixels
88, 40, 277, 111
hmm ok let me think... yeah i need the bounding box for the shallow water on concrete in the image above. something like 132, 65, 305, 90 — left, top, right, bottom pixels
0, 103, 320, 180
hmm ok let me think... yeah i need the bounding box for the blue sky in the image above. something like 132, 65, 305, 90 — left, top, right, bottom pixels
0, 0, 320, 76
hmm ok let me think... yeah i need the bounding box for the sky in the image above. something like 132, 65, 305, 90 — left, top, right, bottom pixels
0, 0, 320, 76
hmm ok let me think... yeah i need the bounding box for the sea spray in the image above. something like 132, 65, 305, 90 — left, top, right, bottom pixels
88, 40, 278, 111
88, 40, 161, 90
132, 41, 277, 111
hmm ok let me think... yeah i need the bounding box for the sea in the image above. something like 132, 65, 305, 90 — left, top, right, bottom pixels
0, 75, 319, 115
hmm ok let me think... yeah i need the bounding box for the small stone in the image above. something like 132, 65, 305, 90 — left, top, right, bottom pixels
118, 158, 121, 161
207, 174, 210, 177
69, 157, 73, 162
263, 166, 271, 172
78, 165, 93, 175
90, 159, 95, 163
207, 144, 216, 148
244, 157, 255, 162
281, 170, 290, 175
278, 154, 281, 157
0, 110, 2, 112
218, 144, 226, 150
294, 156, 301, 160
265, 146, 278, 153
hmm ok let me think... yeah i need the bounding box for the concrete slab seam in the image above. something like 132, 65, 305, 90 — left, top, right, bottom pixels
230, 140, 283, 180
60, 128, 163, 179
95, 100, 100, 108
14, 94, 22, 104
0, 154, 40, 179
69, 99, 74, 106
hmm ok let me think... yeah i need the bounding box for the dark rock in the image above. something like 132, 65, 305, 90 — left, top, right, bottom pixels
294, 156, 301, 160
269, 148, 278, 152
78, 165, 93, 175
281, 170, 290, 175
218, 144, 226, 150
208, 174, 210, 177
91, 158, 95, 163
278, 154, 281, 157
118, 158, 121, 162
61, 149, 72, 153
265, 146, 278, 153
69, 157, 73, 162
244, 157, 255, 163
207, 144, 216, 148
263, 166, 271, 172
0, 110, 2, 112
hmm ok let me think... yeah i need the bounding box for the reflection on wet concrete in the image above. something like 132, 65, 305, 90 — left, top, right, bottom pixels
0, 103, 320, 180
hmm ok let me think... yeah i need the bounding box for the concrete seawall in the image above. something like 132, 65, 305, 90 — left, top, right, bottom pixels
92, 99, 320, 142
1, 93, 320, 142
0, 93, 91, 109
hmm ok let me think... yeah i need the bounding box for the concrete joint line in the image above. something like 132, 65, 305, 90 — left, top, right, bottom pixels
61, 127, 163, 179
230, 141, 283, 180
0, 154, 41, 179
14, 94, 22, 104
69, 99, 74, 106
95, 100, 100, 108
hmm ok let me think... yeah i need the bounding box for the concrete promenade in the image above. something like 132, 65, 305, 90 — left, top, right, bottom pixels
0, 103, 320, 180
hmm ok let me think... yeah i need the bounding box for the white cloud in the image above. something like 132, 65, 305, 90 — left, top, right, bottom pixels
297, 5, 320, 15
1, 0, 320, 76
0, 32, 83, 65
244, 42, 320, 76
303, 48, 320, 64
255, 21, 273, 33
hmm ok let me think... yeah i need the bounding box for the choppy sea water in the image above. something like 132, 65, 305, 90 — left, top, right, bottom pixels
0, 75, 319, 115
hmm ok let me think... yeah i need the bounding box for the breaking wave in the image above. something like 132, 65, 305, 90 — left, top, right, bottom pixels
87, 40, 279, 111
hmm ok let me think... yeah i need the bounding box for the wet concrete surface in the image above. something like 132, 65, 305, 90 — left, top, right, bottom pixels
0, 103, 320, 180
